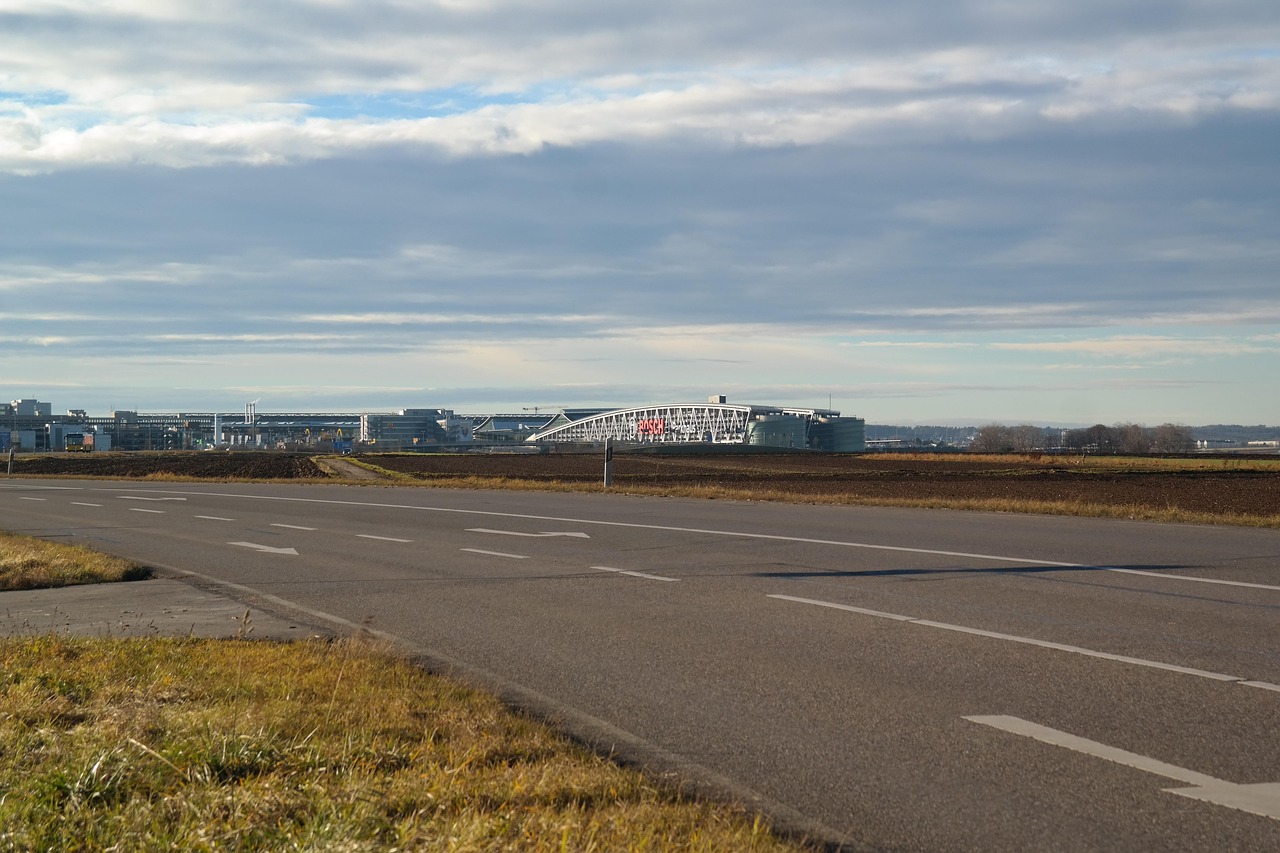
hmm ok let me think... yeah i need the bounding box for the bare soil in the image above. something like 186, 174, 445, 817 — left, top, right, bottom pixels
365, 451, 1280, 519
10, 452, 324, 480
10, 450, 1280, 520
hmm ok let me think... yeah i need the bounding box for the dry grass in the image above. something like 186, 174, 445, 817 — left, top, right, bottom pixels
0, 531, 149, 591
892, 452, 1280, 472
0, 634, 805, 852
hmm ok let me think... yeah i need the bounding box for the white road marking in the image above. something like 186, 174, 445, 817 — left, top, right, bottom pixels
110, 488, 1280, 594
118, 496, 187, 502
228, 541, 299, 555
467, 527, 591, 538
1243, 681, 1280, 693
271, 523, 317, 531
460, 548, 529, 560
768, 595, 914, 621
70, 502, 103, 507
768, 594, 1254, 685
357, 534, 412, 543
129, 508, 165, 514
19, 497, 47, 501
196, 515, 235, 521
1106, 567, 1280, 592
592, 566, 679, 582
966, 715, 1280, 821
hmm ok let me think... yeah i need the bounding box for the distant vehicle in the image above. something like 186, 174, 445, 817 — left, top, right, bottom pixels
65, 433, 94, 452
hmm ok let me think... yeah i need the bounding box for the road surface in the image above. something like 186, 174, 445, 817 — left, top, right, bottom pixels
2, 478, 1278, 851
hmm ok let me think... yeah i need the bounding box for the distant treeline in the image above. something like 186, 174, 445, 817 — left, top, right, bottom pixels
969, 423, 1195, 454
869, 423, 1279, 451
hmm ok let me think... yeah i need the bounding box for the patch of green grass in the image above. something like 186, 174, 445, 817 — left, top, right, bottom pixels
0, 532, 149, 591
0, 635, 805, 852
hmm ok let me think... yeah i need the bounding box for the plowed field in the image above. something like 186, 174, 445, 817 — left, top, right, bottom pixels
362, 452, 1280, 520
10, 450, 1280, 521
11, 452, 323, 480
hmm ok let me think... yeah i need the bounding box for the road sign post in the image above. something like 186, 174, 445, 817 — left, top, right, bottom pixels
603, 437, 614, 488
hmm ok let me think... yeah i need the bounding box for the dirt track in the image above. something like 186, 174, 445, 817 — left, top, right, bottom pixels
10, 450, 1280, 520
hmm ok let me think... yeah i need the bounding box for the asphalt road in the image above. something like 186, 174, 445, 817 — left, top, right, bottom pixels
3, 477, 1278, 851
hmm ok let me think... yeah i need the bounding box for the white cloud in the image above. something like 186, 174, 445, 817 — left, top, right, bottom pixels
0, 3, 1276, 171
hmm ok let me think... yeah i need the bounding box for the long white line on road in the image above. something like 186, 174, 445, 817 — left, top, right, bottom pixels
129, 508, 165, 514
460, 548, 529, 560
272, 523, 317, 531
118, 496, 187, 502
966, 715, 1280, 821
18, 497, 47, 501
1104, 567, 1280, 592
100, 488, 1280, 594
592, 566, 679, 582
196, 515, 235, 521
467, 528, 591, 538
357, 534, 412, 543
767, 594, 1280, 691
70, 502, 102, 507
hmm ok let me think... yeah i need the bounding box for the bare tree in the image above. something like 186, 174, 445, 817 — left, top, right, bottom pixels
1116, 423, 1152, 455
1010, 424, 1047, 452
970, 424, 1013, 452
1152, 423, 1194, 453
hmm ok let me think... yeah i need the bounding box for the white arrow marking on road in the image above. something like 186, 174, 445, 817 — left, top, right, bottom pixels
466, 528, 590, 539
966, 715, 1280, 821
228, 541, 299, 556
118, 496, 188, 502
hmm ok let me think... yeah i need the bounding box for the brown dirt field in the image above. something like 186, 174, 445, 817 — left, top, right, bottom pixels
9, 450, 1280, 521
362, 452, 1280, 519
10, 452, 324, 480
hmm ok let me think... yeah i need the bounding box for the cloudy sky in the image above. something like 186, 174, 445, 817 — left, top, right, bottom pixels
2, 1, 1277, 425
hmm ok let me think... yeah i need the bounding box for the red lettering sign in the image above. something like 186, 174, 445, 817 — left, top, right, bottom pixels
636, 418, 666, 436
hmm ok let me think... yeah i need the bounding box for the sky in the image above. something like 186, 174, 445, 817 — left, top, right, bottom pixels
2, 1, 1278, 426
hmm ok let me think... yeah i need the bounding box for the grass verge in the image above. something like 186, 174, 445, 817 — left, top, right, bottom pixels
0, 535, 807, 851
0, 635, 802, 852
0, 531, 149, 591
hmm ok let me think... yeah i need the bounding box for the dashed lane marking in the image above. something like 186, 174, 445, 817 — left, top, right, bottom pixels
129, 508, 165, 514
271, 523, 318, 531
357, 534, 412, 543
196, 515, 235, 521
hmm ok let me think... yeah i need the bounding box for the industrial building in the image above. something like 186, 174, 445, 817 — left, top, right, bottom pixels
7, 396, 865, 453
528, 396, 865, 451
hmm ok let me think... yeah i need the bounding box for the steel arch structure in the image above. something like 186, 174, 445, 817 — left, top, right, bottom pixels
527, 403, 757, 444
